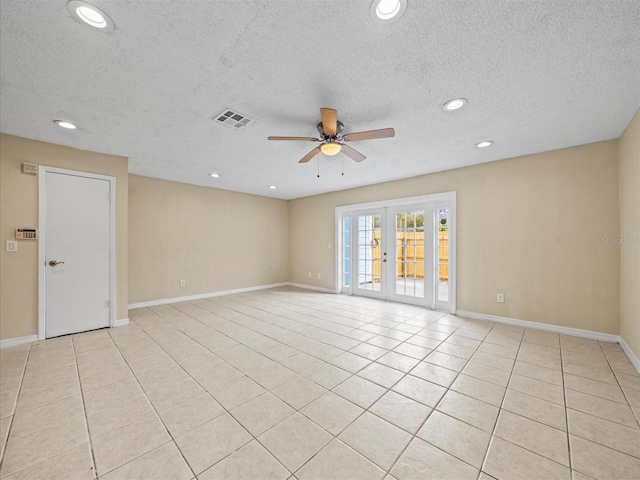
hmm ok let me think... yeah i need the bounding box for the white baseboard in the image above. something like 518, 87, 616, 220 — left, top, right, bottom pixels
456, 310, 620, 343
456, 310, 640, 373
128, 282, 290, 309
619, 336, 640, 374
0, 334, 38, 349
2, 320, 128, 349
286, 283, 336, 294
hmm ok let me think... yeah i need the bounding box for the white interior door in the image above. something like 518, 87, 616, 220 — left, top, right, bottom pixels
351, 209, 387, 300
43, 171, 112, 338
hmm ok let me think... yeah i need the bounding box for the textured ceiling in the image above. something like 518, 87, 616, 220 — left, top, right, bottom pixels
1, 1, 638, 200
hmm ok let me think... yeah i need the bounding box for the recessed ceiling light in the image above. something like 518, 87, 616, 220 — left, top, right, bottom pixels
209, 173, 220, 178
443, 98, 468, 111
370, 0, 406, 22
268, 185, 277, 189
54, 120, 77, 129
67, 1, 115, 32
476, 141, 494, 148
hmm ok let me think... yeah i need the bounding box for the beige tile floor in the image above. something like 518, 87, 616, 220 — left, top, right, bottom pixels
1, 287, 639, 479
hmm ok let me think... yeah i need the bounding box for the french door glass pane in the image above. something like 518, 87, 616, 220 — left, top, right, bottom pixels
343, 216, 350, 287
357, 214, 382, 292
438, 208, 449, 301
395, 210, 425, 298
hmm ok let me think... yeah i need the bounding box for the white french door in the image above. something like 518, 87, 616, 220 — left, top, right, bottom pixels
352, 209, 387, 300
337, 193, 456, 312
387, 204, 434, 307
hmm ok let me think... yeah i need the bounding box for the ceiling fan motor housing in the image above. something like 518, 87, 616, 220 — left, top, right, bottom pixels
317, 120, 344, 139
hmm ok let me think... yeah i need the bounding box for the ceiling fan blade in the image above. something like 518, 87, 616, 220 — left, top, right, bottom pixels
341, 144, 366, 162
320, 108, 338, 135
299, 146, 321, 163
343, 128, 395, 142
267, 136, 319, 141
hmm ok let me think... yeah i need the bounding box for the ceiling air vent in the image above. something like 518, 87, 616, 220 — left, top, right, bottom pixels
213, 109, 254, 129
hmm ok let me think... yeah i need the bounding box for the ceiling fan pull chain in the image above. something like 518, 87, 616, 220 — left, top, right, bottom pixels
317, 158, 320, 178
342, 157, 344, 176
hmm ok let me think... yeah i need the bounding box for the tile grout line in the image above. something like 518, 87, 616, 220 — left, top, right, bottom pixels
0, 342, 31, 475
105, 318, 203, 479
562, 338, 631, 477
69, 330, 195, 476
601, 341, 640, 429
478, 324, 525, 478
1, 339, 96, 478
561, 337, 575, 473
490, 333, 601, 474
71, 336, 100, 479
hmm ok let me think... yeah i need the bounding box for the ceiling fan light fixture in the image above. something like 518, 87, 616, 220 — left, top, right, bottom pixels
476, 141, 494, 148
67, 1, 115, 32
443, 98, 468, 111
370, 0, 406, 22
320, 142, 342, 156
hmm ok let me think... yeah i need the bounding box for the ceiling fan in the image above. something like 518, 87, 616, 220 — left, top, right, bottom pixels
268, 108, 395, 163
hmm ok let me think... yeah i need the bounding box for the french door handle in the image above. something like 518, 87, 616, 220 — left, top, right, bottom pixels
49, 260, 65, 266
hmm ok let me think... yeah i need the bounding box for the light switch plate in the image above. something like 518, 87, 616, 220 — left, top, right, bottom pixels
6, 241, 18, 252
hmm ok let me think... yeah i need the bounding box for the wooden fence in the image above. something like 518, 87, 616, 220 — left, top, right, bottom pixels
371, 231, 448, 281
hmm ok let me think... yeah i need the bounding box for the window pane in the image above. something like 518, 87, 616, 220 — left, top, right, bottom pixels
343, 216, 350, 287
438, 208, 449, 302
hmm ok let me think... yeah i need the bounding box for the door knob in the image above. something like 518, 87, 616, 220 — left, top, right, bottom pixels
49, 260, 65, 266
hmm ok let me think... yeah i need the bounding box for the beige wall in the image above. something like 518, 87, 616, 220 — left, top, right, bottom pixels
619, 109, 640, 359
0, 134, 128, 340
128, 175, 289, 304
0, 132, 629, 342
289, 141, 620, 334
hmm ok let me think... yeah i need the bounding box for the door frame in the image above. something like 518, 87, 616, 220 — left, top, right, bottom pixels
38, 166, 117, 340
335, 191, 456, 314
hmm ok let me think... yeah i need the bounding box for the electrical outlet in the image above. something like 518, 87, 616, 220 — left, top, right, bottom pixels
180, 280, 186, 287
308, 272, 311, 278
6, 241, 18, 252
317, 273, 321, 279
328, 243, 332, 249
497, 293, 505, 303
